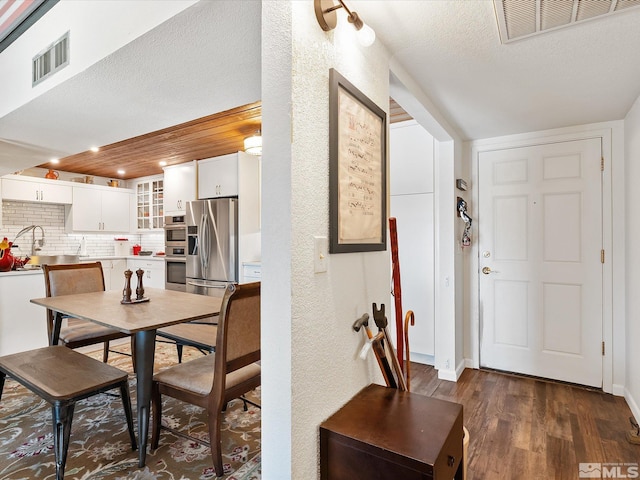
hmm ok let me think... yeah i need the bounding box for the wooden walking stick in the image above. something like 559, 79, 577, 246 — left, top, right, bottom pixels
353, 313, 397, 389
389, 217, 405, 371
389, 217, 415, 390
372, 303, 407, 391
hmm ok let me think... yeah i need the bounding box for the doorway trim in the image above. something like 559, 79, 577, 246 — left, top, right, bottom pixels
469, 123, 621, 394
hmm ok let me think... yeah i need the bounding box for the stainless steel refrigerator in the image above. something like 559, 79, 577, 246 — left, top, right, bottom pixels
186, 198, 238, 297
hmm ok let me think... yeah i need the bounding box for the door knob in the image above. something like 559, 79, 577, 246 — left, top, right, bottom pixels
482, 266, 499, 275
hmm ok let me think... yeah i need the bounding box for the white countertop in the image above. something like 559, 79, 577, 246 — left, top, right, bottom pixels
0, 255, 166, 277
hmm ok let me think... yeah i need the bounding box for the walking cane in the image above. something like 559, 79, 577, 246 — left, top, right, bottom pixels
372, 303, 407, 391
353, 313, 397, 389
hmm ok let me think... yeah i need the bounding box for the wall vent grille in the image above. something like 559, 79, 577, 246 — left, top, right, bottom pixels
32, 31, 69, 86
494, 0, 640, 43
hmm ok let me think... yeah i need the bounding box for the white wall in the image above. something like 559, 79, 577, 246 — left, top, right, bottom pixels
0, 0, 197, 118
262, 2, 391, 478
624, 95, 640, 421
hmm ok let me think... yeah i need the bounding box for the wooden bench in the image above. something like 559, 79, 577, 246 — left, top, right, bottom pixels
0, 346, 137, 480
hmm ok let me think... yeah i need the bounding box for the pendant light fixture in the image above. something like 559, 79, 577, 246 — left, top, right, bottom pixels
243, 131, 262, 156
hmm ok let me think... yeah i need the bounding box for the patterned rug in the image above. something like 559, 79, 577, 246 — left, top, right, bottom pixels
0, 342, 261, 479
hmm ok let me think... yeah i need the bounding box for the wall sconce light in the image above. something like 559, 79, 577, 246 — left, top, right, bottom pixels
314, 0, 376, 47
244, 131, 262, 156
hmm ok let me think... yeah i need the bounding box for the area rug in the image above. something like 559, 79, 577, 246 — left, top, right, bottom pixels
0, 342, 261, 480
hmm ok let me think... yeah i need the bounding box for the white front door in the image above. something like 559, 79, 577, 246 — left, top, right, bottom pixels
478, 138, 603, 387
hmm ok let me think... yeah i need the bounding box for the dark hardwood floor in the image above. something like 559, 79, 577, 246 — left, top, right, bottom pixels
410, 364, 639, 479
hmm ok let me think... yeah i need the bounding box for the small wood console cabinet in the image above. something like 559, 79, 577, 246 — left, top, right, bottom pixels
320, 384, 463, 480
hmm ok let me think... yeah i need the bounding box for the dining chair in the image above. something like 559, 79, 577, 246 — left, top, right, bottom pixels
0, 345, 137, 480
42, 262, 136, 367
151, 281, 261, 477
156, 318, 218, 363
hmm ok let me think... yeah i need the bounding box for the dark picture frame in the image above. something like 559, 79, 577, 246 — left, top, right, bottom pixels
329, 68, 387, 253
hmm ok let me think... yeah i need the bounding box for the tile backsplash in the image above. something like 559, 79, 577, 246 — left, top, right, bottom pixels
2, 201, 163, 257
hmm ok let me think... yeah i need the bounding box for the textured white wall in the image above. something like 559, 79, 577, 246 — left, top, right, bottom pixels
262, 2, 391, 479
0, 0, 197, 118
624, 95, 640, 420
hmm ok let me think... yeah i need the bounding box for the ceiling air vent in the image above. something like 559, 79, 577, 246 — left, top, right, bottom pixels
32, 31, 69, 86
494, 0, 640, 43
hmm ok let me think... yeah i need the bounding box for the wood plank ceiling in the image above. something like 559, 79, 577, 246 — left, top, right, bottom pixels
39, 98, 410, 181
39, 102, 262, 180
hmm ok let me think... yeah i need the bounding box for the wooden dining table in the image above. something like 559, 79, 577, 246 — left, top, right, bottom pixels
31, 287, 222, 468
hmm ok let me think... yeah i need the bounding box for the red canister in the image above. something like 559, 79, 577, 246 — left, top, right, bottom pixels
132, 244, 142, 255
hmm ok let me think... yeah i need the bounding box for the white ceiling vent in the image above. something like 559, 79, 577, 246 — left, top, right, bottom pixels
32, 31, 69, 87
494, 0, 640, 43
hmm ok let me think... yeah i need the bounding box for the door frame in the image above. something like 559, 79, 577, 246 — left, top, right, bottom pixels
469, 124, 620, 394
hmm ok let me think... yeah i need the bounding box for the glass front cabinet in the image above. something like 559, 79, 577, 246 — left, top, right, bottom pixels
136, 177, 164, 230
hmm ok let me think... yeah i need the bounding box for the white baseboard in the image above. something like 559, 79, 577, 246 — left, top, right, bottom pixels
464, 358, 475, 369
437, 359, 466, 382
625, 388, 640, 423
437, 368, 458, 382
410, 352, 434, 366
612, 383, 625, 397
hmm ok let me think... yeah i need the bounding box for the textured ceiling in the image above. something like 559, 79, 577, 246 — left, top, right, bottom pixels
495, 0, 640, 42
2, 0, 640, 177
353, 0, 640, 140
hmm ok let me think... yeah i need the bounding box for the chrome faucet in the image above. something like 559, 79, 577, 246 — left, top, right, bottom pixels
12, 225, 45, 256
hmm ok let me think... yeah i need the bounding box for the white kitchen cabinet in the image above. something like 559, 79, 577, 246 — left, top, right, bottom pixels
100, 258, 128, 291
198, 153, 242, 199
2, 174, 72, 204
388, 121, 434, 195
241, 262, 261, 283
135, 176, 164, 230
66, 185, 132, 232
388, 121, 435, 365
127, 257, 165, 289
163, 161, 196, 215
0, 271, 48, 355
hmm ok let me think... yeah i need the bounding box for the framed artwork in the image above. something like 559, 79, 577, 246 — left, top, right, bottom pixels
329, 68, 387, 253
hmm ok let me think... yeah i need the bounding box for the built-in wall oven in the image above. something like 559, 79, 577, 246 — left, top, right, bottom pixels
164, 215, 187, 291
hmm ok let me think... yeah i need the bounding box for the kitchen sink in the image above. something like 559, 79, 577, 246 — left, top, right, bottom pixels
27, 255, 80, 266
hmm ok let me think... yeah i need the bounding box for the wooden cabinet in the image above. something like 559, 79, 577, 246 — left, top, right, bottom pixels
198, 153, 241, 199
66, 186, 132, 232
135, 176, 164, 230
163, 161, 196, 215
127, 258, 165, 289
320, 384, 463, 480
2, 175, 72, 204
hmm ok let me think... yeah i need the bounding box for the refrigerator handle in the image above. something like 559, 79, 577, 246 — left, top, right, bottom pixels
199, 213, 208, 272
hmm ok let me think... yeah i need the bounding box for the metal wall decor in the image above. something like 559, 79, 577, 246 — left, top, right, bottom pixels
329, 68, 387, 253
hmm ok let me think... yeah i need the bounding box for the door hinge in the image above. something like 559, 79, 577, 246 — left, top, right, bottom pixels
601, 249, 605, 263
601, 156, 604, 171
602, 341, 605, 356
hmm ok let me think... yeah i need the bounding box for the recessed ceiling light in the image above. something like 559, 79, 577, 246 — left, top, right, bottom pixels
117, 169, 125, 175
50, 158, 59, 164
90, 146, 99, 152
159, 161, 167, 167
